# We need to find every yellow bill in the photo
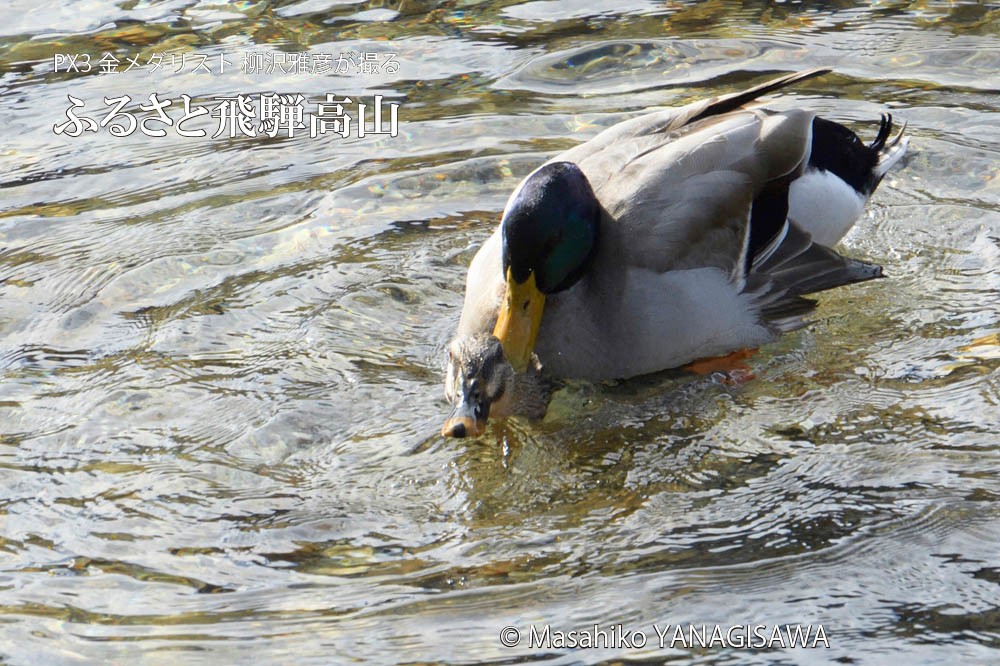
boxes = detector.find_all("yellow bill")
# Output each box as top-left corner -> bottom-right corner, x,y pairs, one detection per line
492,268 -> 545,373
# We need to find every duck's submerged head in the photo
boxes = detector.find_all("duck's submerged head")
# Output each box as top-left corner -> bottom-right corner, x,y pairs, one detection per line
442,333 -> 554,438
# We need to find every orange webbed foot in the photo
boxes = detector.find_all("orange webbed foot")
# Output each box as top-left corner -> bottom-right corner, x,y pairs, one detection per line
683,348 -> 758,385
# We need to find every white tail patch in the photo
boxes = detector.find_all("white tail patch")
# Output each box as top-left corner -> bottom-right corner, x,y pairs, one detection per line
788,168 -> 867,248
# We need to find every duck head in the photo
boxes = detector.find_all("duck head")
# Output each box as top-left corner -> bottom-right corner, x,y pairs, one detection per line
441,162 -> 601,437
492,161 -> 601,372
441,162 -> 597,438
441,333 -> 554,438
442,334 -> 516,438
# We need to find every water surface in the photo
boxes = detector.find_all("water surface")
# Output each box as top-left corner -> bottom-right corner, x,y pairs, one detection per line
2,0 -> 1000,664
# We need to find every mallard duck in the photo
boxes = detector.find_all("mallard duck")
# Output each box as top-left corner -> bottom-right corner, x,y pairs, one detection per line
442,68 -> 908,438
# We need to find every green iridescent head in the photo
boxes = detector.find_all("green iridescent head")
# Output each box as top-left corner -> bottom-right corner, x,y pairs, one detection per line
491,161 -> 602,374
501,161 -> 601,294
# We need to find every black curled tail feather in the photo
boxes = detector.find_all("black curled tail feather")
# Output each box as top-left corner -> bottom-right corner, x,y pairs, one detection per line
869,113 -> 893,152
809,113 -> 908,196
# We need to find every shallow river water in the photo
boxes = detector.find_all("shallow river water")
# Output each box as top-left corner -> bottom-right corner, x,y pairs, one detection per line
2,1 -> 1000,664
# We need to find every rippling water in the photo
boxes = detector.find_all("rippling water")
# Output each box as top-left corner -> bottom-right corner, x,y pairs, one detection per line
2,0 -> 1000,663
